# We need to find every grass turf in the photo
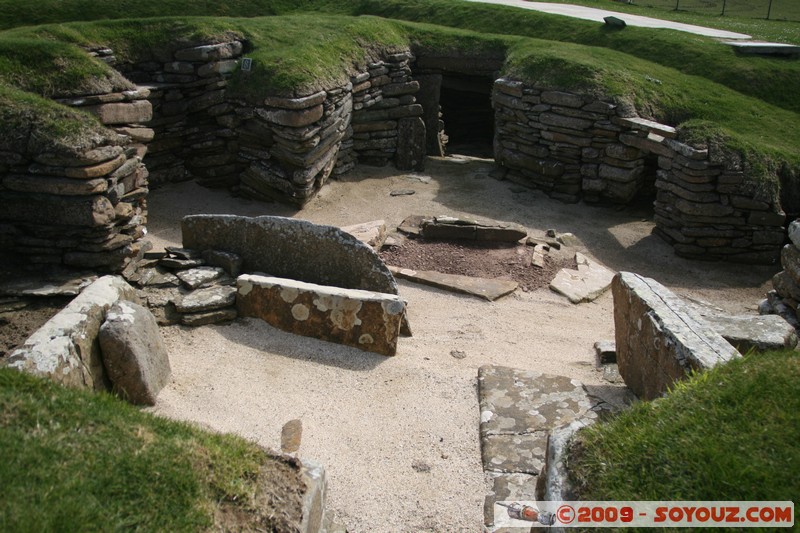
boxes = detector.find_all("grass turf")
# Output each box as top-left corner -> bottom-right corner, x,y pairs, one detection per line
568,349 -> 800,504
0,367 -> 304,531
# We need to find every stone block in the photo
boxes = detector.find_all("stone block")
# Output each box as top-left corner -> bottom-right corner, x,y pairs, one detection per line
84,100 -> 153,125
202,249 -> 243,277
395,117 -> 426,171
258,105 -> 324,128
174,41 -> 243,61
612,272 -> 740,400
5,276 -> 138,390
181,215 -> 398,295
549,252 -> 614,304
0,192 -> 116,226
98,300 -> 171,405
236,274 -> 405,356
540,91 -> 584,108
264,90 -> 327,110
175,285 -> 237,313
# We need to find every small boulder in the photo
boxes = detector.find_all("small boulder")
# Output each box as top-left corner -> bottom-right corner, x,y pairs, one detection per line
98,301 -> 171,405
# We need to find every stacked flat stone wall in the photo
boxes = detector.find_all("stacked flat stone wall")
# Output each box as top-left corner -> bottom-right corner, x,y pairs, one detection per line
0,89 -> 152,271
118,41 -> 245,188
492,77 -> 785,264
350,52 -> 425,171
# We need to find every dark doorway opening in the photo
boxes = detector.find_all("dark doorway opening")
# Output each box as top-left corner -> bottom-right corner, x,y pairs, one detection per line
439,75 -> 495,159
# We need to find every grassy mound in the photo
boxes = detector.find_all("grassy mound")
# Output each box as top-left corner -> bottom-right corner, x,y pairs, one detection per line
569,350 -> 800,502
0,5 -> 797,200
0,368 -> 305,531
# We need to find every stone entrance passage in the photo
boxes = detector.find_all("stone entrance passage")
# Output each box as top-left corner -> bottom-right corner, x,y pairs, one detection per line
440,74 -> 495,158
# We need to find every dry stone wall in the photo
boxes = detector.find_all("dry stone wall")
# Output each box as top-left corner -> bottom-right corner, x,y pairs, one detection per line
492,78 -> 785,264
0,89 -> 151,271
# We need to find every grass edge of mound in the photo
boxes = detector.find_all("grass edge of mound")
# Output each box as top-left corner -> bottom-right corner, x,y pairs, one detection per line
567,349 -> 800,503
0,367 -> 306,531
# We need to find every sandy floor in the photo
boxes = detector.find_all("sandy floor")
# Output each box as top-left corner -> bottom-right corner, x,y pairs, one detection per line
146,156 -> 776,532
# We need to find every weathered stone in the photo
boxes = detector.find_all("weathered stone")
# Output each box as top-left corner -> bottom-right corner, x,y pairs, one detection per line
158,257 -> 205,270
788,220 -> 800,248
420,216 -> 527,242
781,244 -> 800,286
688,300 -> 798,352
613,272 -> 740,400
265,91 -> 326,110
63,153 -> 127,179
549,253 -> 614,304
237,274 -> 405,356
389,266 -> 517,302
616,116 -> 677,138
5,276 -> 138,390
773,270 -> 800,301
114,127 -> 155,143
257,105 -> 324,128
176,266 -> 224,289
0,273 -> 96,297
202,249 -> 243,277
180,308 -> 237,326
395,117 -> 426,171
594,340 -> 616,365
281,419 -> 303,453
197,59 -> 238,78
341,220 -> 387,249
494,78 -> 524,98
175,285 -> 237,313
84,100 -> 153,125
540,91 -> 584,108
0,192 -> 116,226
382,81 -> 419,97
174,41 -> 243,61
133,267 -> 179,288
98,300 -> 170,405
478,365 -> 598,433
182,215 -> 398,295
34,145 -> 124,167
539,112 -> 592,131
482,433 -> 548,474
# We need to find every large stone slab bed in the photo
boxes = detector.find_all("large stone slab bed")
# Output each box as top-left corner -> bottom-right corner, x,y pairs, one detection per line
182,215 -> 398,295
612,272 -> 740,400
237,274 -> 405,356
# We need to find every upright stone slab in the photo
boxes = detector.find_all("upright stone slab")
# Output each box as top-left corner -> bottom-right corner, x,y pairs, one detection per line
5,276 -> 138,390
395,117 -> 426,171
237,274 -> 405,356
612,272 -> 740,400
98,301 -> 171,405
182,215 -> 398,294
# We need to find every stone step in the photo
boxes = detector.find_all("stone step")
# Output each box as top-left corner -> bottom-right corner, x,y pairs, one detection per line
478,365 -> 603,532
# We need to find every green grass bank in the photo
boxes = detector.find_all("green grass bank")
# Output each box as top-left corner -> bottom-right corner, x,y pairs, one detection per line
569,350 -> 800,505
0,367 -> 305,531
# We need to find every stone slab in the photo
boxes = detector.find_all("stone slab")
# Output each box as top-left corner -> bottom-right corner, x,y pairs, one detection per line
237,274 -> 405,356
478,365 -> 598,438
613,272 -> 741,400
340,220 -> 387,250
421,216 -> 528,242
388,266 -> 517,301
5,276 -> 138,390
180,308 -> 237,327
182,215 -> 398,295
687,300 -> 798,353
482,433 -> 548,474
549,252 -> 614,303
0,273 -> 97,297
176,266 -> 224,289
175,285 -> 237,313
98,300 -> 171,405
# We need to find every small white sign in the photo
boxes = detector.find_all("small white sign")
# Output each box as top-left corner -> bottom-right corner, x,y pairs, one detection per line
241,58 -> 253,72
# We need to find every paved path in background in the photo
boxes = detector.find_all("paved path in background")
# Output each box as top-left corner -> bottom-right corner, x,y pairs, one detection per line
464,0 -> 752,39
